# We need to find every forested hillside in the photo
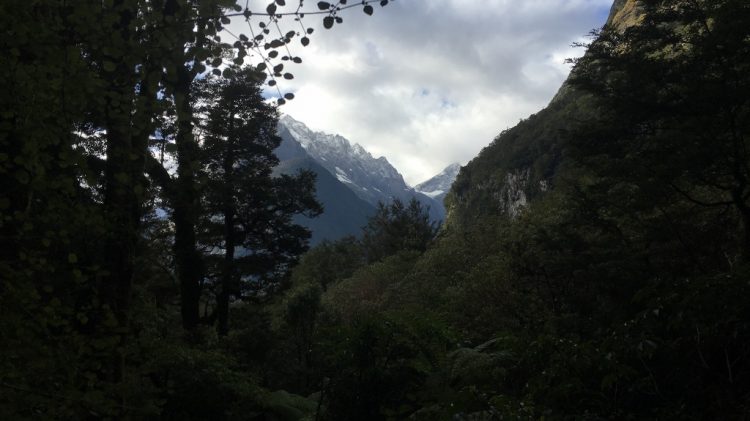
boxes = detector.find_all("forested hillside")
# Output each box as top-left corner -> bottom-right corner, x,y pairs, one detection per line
272,0 -> 750,418
2,0 -> 749,419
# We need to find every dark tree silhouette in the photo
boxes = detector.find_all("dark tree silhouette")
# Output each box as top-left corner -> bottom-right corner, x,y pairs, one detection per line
195,67 -> 321,335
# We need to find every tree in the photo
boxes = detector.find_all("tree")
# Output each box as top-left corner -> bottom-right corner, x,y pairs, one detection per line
361,198 -> 438,263
0,0 -> 391,414
151,0 -> 393,331
569,0 -> 750,260
291,236 -> 365,291
195,67 -> 321,335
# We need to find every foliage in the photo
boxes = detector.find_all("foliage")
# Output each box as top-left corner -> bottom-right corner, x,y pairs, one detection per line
272,1 -> 750,419
317,313 -> 452,421
1,0 -> 388,416
290,236 -> 365,291
4,0 -> 750,419
362,198 -> 438,263
193,67 -> 321,334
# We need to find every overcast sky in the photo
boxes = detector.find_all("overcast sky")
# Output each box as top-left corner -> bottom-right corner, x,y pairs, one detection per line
228,0 -> 613,185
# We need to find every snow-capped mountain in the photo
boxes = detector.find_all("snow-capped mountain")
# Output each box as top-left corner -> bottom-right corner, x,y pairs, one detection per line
277,115 -> 444,223
278,115 -> 410,206
415,163 -> 462,202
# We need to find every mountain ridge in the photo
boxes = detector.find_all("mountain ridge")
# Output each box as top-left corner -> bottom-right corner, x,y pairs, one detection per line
277,115 -> 446,222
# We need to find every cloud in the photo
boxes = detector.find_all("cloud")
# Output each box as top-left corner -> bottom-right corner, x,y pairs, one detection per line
228,0 -> 613,185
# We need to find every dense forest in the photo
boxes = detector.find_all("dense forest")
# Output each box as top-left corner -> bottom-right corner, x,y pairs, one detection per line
1,0 -> 749,419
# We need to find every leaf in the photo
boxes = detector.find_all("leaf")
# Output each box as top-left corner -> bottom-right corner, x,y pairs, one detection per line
283,73 -> 294,80
243,9 -> 252,18
292,57 -> 302,64
268,50 -> 279,58
273,63 -> 284,72
239,34 -> 249,41
222,68 -> 233,78
276,0 -> 286,5
317,2 -> 330,10
363,5 -> 373,15
211,57 -> 223,67
301,37 -> 310,46
277,98 -> 286,105
212,68 -> 222,76
221,16 -> 231,25
335,16 -> 343,23
257,62 -> 267,71
233,4 -> 242,11
284,93 -> 295,100
323,16 -> 334,29
266,3 -> 277,15
286,30 -> 296,38
103,61 -> 116,72
380,0 -> 388,6
268,80 -> 277,86
194,46 -> 210,61
307,28 -> 314,34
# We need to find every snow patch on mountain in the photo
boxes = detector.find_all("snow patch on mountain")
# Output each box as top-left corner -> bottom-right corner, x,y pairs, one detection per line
335,166 -> 354,184
421,190 -> 444,199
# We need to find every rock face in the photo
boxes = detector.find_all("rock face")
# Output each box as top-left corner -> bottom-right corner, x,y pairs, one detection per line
607,0 -> 643,31
445,0 -> 641,226
277,115 -> 445,222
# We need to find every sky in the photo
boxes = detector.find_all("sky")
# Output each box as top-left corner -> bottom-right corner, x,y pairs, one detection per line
227,0 -> 614,185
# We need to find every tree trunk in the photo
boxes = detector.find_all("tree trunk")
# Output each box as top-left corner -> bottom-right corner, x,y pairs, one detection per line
217,206 -> 235,336
218,108 -> 236,336
732,189 -> 750,262
100,2 -> 142,383
173,63 -> 203,331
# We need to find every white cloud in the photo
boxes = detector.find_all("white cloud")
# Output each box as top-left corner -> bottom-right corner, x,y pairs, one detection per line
227,0 -> 613,185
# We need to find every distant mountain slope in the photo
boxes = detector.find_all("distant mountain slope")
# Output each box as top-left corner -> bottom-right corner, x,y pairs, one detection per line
278,115 -> 445,222
275,157 -> 375,245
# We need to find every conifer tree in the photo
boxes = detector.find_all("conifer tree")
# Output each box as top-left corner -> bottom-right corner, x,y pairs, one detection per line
195,67 -> 321,335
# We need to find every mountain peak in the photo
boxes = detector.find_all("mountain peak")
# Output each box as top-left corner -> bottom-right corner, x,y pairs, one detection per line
277,116 -> 413,203
279,115 -> 376,158
415,163 -> 461,201
277,116 -> 446,222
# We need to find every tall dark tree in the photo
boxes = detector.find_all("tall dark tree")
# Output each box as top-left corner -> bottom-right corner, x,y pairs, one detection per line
195,67 -> 321,335
361,198 -> 438,263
